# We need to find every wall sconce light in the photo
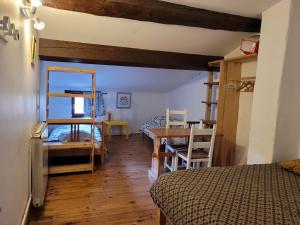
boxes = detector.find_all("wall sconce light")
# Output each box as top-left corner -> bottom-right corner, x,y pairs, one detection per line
0,16 -> 20,43
20,0 -> 45,30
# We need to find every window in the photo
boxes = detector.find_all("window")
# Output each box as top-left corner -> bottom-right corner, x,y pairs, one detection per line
65,90 -> 85,118
74,97 -> 84,115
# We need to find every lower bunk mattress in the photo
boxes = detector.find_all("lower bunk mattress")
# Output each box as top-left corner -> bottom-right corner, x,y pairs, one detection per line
47,125 -> 102,156
150,163 -> 300,225
48,124 -> 102,142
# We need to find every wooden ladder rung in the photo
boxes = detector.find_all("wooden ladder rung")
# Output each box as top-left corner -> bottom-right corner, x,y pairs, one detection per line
48,93 -> 94,98
202,101 -> 218,105
204,81 -> 219,86
47,119 -> 95,124
49,163 -> 93,175
47,142 -> 93,150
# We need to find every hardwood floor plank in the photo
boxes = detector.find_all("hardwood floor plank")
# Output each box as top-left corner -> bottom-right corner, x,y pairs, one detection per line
30,135 -> 158,225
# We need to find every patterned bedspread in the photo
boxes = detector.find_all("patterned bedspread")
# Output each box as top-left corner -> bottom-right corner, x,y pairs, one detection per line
150,164 -> 300,225
48,125 -> 102,142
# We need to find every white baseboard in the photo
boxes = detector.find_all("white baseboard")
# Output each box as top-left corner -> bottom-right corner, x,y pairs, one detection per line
20,195 -> 31,225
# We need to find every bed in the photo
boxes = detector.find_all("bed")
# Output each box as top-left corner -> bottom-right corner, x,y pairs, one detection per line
47,124 -> 103,156
150,163 -> 300,225
140,116 -> 167,143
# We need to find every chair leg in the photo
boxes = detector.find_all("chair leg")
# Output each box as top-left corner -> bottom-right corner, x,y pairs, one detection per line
171,155 -> 175,171
186,159 -> 190,169
174,154 -> 179,171
164,148 -> 168,170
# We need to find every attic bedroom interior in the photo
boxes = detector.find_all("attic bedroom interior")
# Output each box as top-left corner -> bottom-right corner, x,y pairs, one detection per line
0,0 -> 299,225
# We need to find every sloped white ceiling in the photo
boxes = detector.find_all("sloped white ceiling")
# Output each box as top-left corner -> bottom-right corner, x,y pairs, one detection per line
37,7 -> 248,56
42,61 -> 204,92
37,0 -> 280,56
163,0 -> 281,18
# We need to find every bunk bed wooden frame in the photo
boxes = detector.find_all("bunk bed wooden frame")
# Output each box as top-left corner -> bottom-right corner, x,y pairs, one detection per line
46,66 -> 104,174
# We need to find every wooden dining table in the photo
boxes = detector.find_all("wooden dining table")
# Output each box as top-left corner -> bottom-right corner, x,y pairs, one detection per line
148,128 -> 191,179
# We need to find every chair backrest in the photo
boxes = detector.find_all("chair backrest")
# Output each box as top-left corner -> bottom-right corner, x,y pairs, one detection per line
166,108 -> 187,128
187,124 -> 217,166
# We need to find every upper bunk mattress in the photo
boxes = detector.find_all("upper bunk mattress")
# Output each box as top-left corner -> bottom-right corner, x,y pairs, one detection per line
150,164 -> 300,225
48,124 -> 102,142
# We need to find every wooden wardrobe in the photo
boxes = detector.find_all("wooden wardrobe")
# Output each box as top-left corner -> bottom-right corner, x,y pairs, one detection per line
207,54 -> 257,166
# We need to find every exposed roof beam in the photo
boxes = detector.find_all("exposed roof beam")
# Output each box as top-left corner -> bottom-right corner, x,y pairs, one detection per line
42,0 -> 261,32
39,39 -> 223,70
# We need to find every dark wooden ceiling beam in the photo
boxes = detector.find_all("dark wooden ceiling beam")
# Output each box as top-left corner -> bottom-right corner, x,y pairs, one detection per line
39,38 -> 222,70
43,0 -> 261,32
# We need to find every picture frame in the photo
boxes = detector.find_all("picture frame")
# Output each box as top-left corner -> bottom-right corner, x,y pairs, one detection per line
116,92 -> 132,109
31,36 -> 37,66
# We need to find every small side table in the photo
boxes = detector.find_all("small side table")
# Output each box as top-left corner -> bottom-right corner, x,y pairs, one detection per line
103,120 -> 129,141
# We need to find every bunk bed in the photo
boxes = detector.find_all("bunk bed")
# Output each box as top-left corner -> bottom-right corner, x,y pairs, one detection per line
45,66 -> 104,175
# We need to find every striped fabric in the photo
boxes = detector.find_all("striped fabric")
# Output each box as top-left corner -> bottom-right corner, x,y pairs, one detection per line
150,164 -> 300,225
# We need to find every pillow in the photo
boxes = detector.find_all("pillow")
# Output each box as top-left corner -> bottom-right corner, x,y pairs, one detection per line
279,159 -> 300,174
151,116 -> 160,125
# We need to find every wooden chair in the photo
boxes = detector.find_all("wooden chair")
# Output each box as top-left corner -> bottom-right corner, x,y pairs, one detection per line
174,124 -> 216,170
164,108 -> 188,172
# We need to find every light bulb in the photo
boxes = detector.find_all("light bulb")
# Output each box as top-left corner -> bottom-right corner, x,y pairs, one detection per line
30,0 -> 42,7
34,19 -> 45,30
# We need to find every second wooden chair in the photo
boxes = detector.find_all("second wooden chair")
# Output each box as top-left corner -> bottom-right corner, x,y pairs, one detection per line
174,124 -> 216,170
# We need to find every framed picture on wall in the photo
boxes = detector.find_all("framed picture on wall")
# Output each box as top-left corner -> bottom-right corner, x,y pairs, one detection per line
31,36 -> 37,66
116,92 -> 132,109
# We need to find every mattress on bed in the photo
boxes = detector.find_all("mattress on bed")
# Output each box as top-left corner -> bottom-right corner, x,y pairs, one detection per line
48,125 -> 102,142
150,164 -> 300,225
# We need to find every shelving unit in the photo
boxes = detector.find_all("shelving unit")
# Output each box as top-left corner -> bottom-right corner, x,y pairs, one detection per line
202,70 -> 218,127
46,66 -> 99,175
208,53 -> 258,166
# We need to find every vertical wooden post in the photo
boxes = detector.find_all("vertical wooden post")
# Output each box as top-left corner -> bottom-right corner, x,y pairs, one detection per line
159,210 -> 167,225
91,72 -> 96,173
205,71 -> 214,121
46,68 -> 50,120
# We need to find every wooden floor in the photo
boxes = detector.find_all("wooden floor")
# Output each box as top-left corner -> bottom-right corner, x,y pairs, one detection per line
30,134 -> 159,225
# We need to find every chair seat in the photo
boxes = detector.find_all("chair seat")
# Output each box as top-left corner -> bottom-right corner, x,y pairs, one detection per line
177,150 -> 208,159
166,144 -> 188,153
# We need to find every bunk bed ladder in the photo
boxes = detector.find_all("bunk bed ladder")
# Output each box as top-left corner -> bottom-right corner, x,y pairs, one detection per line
46,66 -> 98,175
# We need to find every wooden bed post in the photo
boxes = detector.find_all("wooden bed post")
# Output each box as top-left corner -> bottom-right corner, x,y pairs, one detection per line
159,210 -> 167,225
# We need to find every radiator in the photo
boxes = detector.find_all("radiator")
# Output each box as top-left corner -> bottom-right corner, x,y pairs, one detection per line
31,123 -> 48,207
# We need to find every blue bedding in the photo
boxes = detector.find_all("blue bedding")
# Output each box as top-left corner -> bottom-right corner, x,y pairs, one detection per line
48,125 -> 102,142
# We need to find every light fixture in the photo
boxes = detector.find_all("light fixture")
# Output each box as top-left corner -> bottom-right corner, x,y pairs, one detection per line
34,18 -> 45,30
30,0 -> 43,8
0,16 -> 19,42
20,0 -> 45,30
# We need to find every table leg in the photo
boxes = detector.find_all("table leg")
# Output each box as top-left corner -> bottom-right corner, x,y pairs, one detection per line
119,125 -> 122,135
107,125 -> 111,142
148,137 -> 162,180
125,125 -> 129,140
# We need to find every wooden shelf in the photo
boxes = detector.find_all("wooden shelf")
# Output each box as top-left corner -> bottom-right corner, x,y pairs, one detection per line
48,93 -> 94,98
47,119 -> 95,124
202,101 -> 218,105
49,163 -> 93,175
208,53 -> 258,67
202,120 -> 216,125
47,66 -> 96,74
204,81 -> 219,86
47,142 -> 93,150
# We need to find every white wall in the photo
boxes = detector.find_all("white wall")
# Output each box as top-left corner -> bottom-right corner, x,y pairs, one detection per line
104,91 -> 167,133
39,61 -> 206,134
166,73 -> 208,121
273,0 -> 300,161
43,87 -> 167,133
0,1 -> 39,224
248,0 -> 300,164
